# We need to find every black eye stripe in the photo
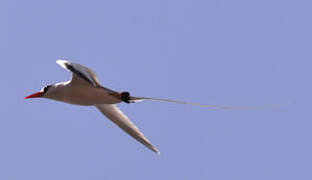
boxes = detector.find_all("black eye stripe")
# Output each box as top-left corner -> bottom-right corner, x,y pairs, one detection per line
44,85 -> 52,92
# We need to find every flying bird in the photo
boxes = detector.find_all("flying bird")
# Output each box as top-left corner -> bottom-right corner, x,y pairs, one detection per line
25,60 -> 234,154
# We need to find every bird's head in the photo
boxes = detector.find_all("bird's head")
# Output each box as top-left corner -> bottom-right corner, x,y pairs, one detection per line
24,84 -> 54,99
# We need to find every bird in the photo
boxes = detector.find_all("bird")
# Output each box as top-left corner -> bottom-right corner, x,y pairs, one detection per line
25,60 -> 239,154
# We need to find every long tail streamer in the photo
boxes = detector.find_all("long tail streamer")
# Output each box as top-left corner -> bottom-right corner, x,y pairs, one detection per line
130,96 -> 286,110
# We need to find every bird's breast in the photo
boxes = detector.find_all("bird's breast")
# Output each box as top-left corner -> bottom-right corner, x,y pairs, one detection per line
51,85 -> 122,106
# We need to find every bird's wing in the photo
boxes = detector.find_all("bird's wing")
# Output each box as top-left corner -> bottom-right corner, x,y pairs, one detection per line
56,60 -> 101,87
96,104 -> 160,154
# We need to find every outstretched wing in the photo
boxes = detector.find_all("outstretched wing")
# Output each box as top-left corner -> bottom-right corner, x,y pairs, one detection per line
56,60 -> 101,87
96,104 -> 160,154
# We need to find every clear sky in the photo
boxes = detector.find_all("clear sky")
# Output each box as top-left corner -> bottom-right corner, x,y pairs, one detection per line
1,0 -> 311,179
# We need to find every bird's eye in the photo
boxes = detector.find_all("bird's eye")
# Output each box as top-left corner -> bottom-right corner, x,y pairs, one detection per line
43,85 -> 52,92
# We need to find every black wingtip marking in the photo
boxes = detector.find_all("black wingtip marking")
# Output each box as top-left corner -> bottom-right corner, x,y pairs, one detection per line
65,63 -> 94,86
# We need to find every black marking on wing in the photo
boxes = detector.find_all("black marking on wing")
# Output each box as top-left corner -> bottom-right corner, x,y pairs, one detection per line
65,63 -> 95,86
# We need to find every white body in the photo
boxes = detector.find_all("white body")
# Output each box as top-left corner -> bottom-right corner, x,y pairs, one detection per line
46,82 -> 122,105
27,60 -> 160,154
26,60 -> 235,154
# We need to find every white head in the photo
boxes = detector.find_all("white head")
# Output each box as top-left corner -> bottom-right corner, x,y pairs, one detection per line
24,84 -> 56,99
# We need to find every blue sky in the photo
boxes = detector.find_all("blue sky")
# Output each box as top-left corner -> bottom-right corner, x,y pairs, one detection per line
1,0 -> 311,179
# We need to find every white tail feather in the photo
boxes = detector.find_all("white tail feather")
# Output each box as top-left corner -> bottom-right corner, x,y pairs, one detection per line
130,96 -> 286,110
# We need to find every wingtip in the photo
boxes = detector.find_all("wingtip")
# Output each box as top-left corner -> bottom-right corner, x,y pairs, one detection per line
151,147 -> 160,155
56,59 -> 70,69
56,59 -> 68,65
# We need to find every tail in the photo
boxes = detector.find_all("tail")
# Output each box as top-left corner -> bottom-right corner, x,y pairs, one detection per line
129,96 -> 287,110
